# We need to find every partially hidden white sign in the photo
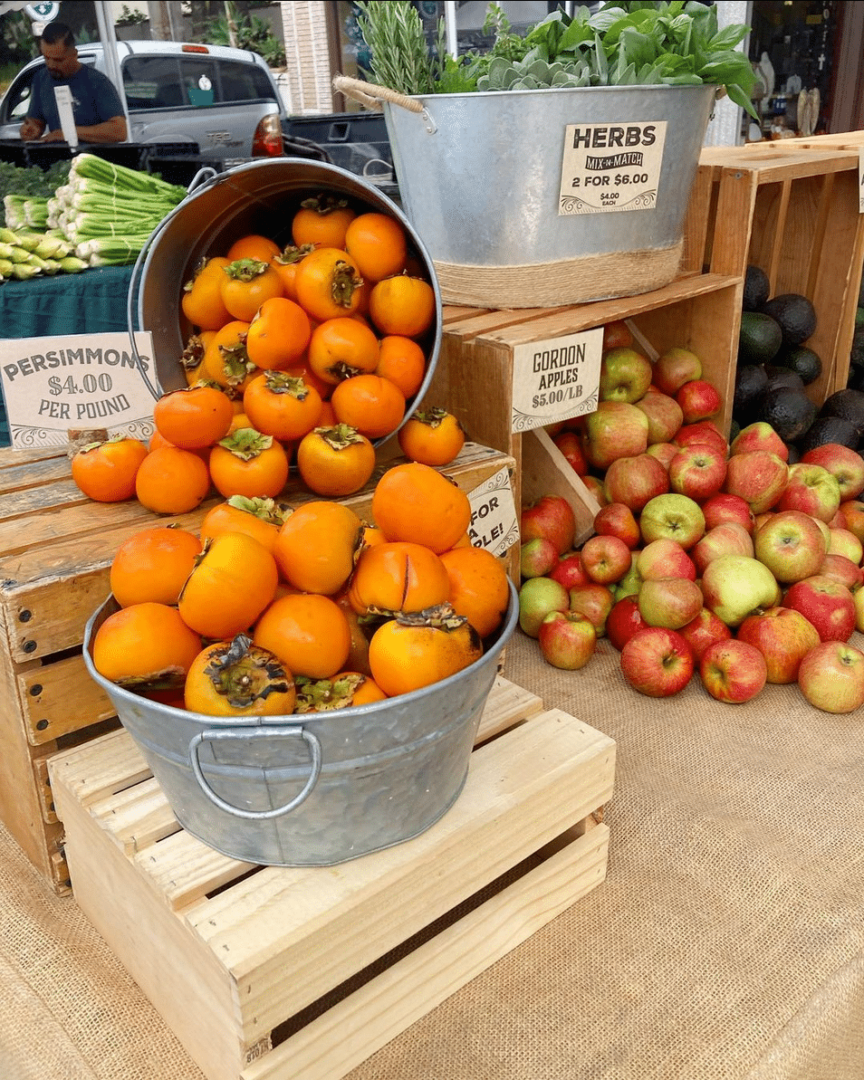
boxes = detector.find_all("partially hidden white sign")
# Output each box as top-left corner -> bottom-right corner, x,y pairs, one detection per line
0,332 -> 157,450
467,467 -> 519,558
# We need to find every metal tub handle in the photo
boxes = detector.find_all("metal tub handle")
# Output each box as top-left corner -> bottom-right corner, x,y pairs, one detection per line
188,726 -> 322,820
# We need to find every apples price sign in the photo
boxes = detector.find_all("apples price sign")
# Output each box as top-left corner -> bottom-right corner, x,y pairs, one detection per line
559,121 -> 667,215
467,467 -> 519,558
511,327 -> 603,433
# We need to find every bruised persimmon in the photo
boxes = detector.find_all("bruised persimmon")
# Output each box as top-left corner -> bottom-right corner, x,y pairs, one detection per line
200,495 -> 290,554
295,423 -> 376,497
273,500 -> 363,595
253,592 -> 351,679
110,526 -> 202,608
368,274 -> 435,338
293,247 -> 365,322
348,541 -> 451,617
293,670 -> 386,712
178,532 -> 279,639
439,546 -> 511,638
397,407 -> 466,467
372,462 -> 472,554
344,212 -> 408,283
208,429 -> 290,499
135,446 -> 211,515
153,385 -> 234,450
368,604 -> 482,698
291,196 -> 356,250
71,436 -> 148,503
330,373 -> 405,440
92,602 -> 202,689
184,634 -> 296,717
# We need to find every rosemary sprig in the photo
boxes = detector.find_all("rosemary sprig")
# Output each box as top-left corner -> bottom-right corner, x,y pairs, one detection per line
355,0 -> 441,96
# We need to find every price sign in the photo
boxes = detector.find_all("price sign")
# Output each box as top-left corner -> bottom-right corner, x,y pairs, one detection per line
559,121 -> 667,215
467,468 -> 518,558
511,327 -> 603,433
0,332 -> 157,450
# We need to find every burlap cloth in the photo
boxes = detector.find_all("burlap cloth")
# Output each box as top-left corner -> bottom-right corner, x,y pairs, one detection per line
3,628 -> 864,1080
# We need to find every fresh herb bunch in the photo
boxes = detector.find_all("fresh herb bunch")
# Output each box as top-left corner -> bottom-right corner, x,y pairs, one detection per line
356,0 -> 757,117
0,160 -> 71,204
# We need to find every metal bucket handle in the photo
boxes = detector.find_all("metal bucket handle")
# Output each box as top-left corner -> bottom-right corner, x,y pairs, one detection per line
333,75 -> 437,134
188,725 -> 323,821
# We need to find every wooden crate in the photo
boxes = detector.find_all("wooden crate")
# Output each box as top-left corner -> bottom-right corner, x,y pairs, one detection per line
687,141 -> 864,403
48,676 -> 615,1080
0,440 -> 515,894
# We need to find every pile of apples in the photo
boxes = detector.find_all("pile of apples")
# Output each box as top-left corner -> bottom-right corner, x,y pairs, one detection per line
518,323 -> 864,715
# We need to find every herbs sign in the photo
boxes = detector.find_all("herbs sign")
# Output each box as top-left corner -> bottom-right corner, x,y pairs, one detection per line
0,333 -> 157,450
511,327 -> 603,432
560,122 -> 667,214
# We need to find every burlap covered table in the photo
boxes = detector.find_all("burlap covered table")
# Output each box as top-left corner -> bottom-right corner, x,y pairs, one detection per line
2,627 -> 864,1080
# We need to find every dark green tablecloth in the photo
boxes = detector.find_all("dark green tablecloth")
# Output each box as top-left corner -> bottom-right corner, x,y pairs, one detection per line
0,265 -> 136,445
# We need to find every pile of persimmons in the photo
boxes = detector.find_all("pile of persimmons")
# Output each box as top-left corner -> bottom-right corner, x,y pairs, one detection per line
92,461 -> 512,717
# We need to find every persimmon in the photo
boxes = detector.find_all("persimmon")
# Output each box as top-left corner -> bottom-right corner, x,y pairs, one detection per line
242,371 -> 323,442
199,495 -> 290,554
398,407 -> 466,467
281,360 -> 332,401
152,385 -> 234,449
135,446 -> 211,514
372,462 -> 472,554
307,316 -> 380,385
178,532 -> 279,639
184,634 -> 296,717
368,274 -> 435,338
348,541 -> 451,617
273,500 -> 363,595
92,602 -> 202,688
202,319 -> 256,390
293,247 -> 365,322
344,212 -> 408,283
291,195 -> 356,250
208,428 -> 290,499
70,436 -> 148,502
179,332 -> 209,385
220,258 -> 285,322
440,546 -> 511,638
270,244 -> 314,300
181,256 -> 231,330
375,335 -> 426,399
253,592 -> 351,679
317,399 -> 337,426
330,373 -> 405,440
246,296 -> 311,370
110,526 -> 202,608
226,234 -> 281,263
147,427 -> 211,463
295,423 -> 376,497
368,604 -> 482,697
335,593 -> 373,676
293,670 -> 386,712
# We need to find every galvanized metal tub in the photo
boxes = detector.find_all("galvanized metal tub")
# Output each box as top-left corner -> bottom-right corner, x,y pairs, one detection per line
83,582 -> 518,867
379,83 -> 717,308
131,158 -> 441,444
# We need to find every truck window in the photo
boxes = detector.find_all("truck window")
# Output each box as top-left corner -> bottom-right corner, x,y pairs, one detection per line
123,57 -> 185,109
208,60 -> 279,105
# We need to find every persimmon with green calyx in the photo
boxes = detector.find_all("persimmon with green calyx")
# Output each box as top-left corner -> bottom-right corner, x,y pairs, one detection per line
208,427 -> 289,499
200,494 -> 292,554
293,671 -> 387,713
296,422 -> 376,497
184,634 -> 296,717
220,258 -> 285,322
397,406 -> 466,467
70,435 -> 148,502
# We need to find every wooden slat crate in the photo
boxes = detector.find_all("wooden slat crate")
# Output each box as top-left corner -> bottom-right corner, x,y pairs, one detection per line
0,440 -> 515,894
48,675 -> 615,1080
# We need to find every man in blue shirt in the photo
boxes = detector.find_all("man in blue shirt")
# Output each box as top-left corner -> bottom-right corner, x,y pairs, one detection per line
19,22 -> 127,144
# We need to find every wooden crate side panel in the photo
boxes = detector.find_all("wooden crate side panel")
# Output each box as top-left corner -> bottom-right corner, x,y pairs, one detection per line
520,428 -> 599,547
17,652 -> 116,746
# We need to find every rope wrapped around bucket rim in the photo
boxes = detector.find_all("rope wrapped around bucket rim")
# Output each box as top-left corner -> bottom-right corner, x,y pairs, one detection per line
333,75 -> 425,114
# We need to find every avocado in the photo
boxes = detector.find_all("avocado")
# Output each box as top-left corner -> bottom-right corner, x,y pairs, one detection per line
819,388 -> 864,437
739,311 -> 783,366
765,367 -> 805,395
797,416 -> 860,453
850,325 -> 864,369
733,364 -> 768,424
758,387 -> 817,442
776,345 -> 822,386
743,265 -> 770,312
785,442 -> 800,465
847,365 -> 864,393
761,293 -> 817,346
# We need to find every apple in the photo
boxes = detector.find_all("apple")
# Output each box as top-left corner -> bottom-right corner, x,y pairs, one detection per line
603,453 -> 669,512
801,443 -> 864,501
700,553 -> 782,627
828,508 -> 847,530
678,606 -> 732,661
673,420 -> 728,455
613,560 -> 643,601
645,441 -> 680,470
602,319 -> 633,350
568,583 -> 615,637
692,522 -> 755,576
606,595 -> 650,651
775,462 -> 841,523
699,639 -> 767,703
737,606 -> 821,684
637,576 -> 704,629
730,421 -> 789,461
553,430 -> 589,476
668,443 -> 728,501
637,537 -> 697,581
723,450 -> 788,514
581,534 -> 632,585
620,626 -> 695,697
753,509 -> 827,583
676,379 -> 721,424
581,474 -> 608,507
520,537 -> 559,579
827,527 -> 864,565
840,499 -> 864,545
518,576 -> 570,637
854,586 -> 864,632
633,390 -> 684,444
797,640 -> 864,713
549,552 -> 589,590
652,347 -> 702,396
782,575 -> 856,642
819,553 -> 863,592
537,610 -> 597,671
639,493 -> 706,549
701,493 -> 756,534
599,347 -> 654,403
593,502 -> 641,549
582,401 -> 650,469
521,495 -> 576,555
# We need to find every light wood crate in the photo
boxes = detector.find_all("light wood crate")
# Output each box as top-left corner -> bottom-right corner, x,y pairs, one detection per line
0,440 -> 515,894
48,676 -> 615,1080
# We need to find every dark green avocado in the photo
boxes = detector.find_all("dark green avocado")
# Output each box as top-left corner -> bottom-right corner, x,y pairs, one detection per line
743,265 -> 770,312
733,364 -> 768,425
739,311 -> 783,366
761,293 -> 817,346
758,387 -> 817,442
797,416 -> 860,453
776,345 -> 822,386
